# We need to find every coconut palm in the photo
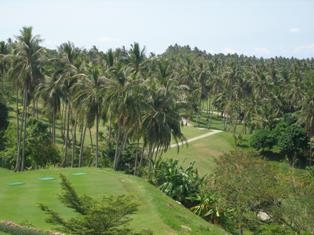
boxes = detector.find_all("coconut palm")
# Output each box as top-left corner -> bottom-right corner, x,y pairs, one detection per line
73,63 -> 106,167
13,26 -> 44,171
105,66 -> 145,170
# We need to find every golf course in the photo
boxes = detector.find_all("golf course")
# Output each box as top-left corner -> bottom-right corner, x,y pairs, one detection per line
1,2 -> 314,233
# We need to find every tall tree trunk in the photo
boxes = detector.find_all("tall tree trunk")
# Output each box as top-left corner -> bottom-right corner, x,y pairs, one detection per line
71,117 -> 77,167
52,109 -> 56,144
95,110 -> 99,168
36,99 -> 39,119
89,127 -> 94,150
61,103 -> 66,143
78,123 -> 87,167
63,103 -> 70,167
15,88 -> 21,171
108,113 -> 112,146
21,87 -> 28,171
133,139 -> 140,175
138,145 -> 145,174
113,127 -> 122,170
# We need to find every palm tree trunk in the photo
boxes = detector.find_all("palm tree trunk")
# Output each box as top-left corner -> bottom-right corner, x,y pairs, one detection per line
138,145 -> 145,173
108,113 -> 112,146
89,127 -> 93,150
95,110 -> 99,168
79,123 -> 87,167
21,87 -> 28,171
134,139 -> 140,175
61,103 -> 66,143
63,103 -> 70,167
52,109 -> 56,144
15,88 -> 21,171
113,127 -> 122,170
71,118 -> 77,167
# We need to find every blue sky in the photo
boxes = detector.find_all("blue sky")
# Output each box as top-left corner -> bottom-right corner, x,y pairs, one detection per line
1,0 -> 314,58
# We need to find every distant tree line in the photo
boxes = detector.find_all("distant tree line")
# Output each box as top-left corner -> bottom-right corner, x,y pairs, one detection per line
0,27 -> 314,171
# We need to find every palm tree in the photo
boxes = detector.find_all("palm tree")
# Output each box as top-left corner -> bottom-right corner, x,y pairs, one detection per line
36,74 -> 62,144
128,42 -> 146,74
73,63 -> 106,167
105,66 -> 144,170
14,26 -> 44,171
57,42 -> 80,167
142,82 -> 185,165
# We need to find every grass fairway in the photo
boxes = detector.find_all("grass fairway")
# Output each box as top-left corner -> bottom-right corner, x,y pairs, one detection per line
0,167 -> 227,235
164,132 -> 235,175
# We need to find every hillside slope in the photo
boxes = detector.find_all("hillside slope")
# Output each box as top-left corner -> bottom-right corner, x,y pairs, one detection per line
0,167 -> 227,235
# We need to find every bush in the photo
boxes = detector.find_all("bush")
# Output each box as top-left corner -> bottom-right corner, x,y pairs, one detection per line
0,101 -> 8,151
0,102 -> 8,132
250,129 -> 276,151
210,151 -> 314,234
277,124 -> 309,164
150,158 -> 204,207
0,119 -> 61,170
256,223 -> 295,235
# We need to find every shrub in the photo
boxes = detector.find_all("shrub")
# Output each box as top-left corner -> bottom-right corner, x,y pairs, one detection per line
0,101 -> 8,151
0,101 -> 8,132
0,119 -> 61,169
277,124 -> 309,164
210,151 -> 314,234
150,158 -> 204,207
250,129 -> 276,151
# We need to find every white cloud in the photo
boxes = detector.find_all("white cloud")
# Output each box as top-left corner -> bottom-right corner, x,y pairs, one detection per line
254,47 -> 270,55
289,27 -> 301,33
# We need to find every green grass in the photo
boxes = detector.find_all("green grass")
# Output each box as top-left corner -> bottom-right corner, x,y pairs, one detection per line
164,132 -> 235,175
0,167 -> 227,235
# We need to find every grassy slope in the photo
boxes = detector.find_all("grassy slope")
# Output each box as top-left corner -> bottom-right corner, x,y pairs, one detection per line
0,167 -> 227,235
164,132 -> 235,175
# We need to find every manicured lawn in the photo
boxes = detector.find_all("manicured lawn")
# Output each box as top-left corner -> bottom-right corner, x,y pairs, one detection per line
164,132 -> 235,175
0,167 -> 227,235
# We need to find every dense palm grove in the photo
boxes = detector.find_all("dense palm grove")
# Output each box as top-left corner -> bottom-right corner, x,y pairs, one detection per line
1,27 -> 314,235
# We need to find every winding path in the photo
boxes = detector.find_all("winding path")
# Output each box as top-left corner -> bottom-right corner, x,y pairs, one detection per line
169,129 -> 222,148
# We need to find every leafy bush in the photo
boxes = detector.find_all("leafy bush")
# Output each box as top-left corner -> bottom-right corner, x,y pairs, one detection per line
256,223 -> 295,235
150,158 -> 204,207
277,124 -> 309,164
0,101 -> 8,151
250,129 -> 276,151
0,119 -> 61,169
0,102 -> 8,132
40,174 -> 151,235
209,151 -> 314,234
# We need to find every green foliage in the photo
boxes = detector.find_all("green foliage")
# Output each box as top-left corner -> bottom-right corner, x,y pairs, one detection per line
277,124 -> 309,162
26,119 -> 60,168
40,174 -> 150,235
0,101 -> 8,151
0,119 -> 60,169
255,223 -> 295,235
0,123 -> 18,168
210,150 -> 314,234
150,158 -> 204,206
250,129 -> 276,151
0,102 -> 8,132
189,191 -> 232,226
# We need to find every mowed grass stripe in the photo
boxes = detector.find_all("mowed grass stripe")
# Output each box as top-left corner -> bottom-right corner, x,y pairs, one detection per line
0,167 -> 227,234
